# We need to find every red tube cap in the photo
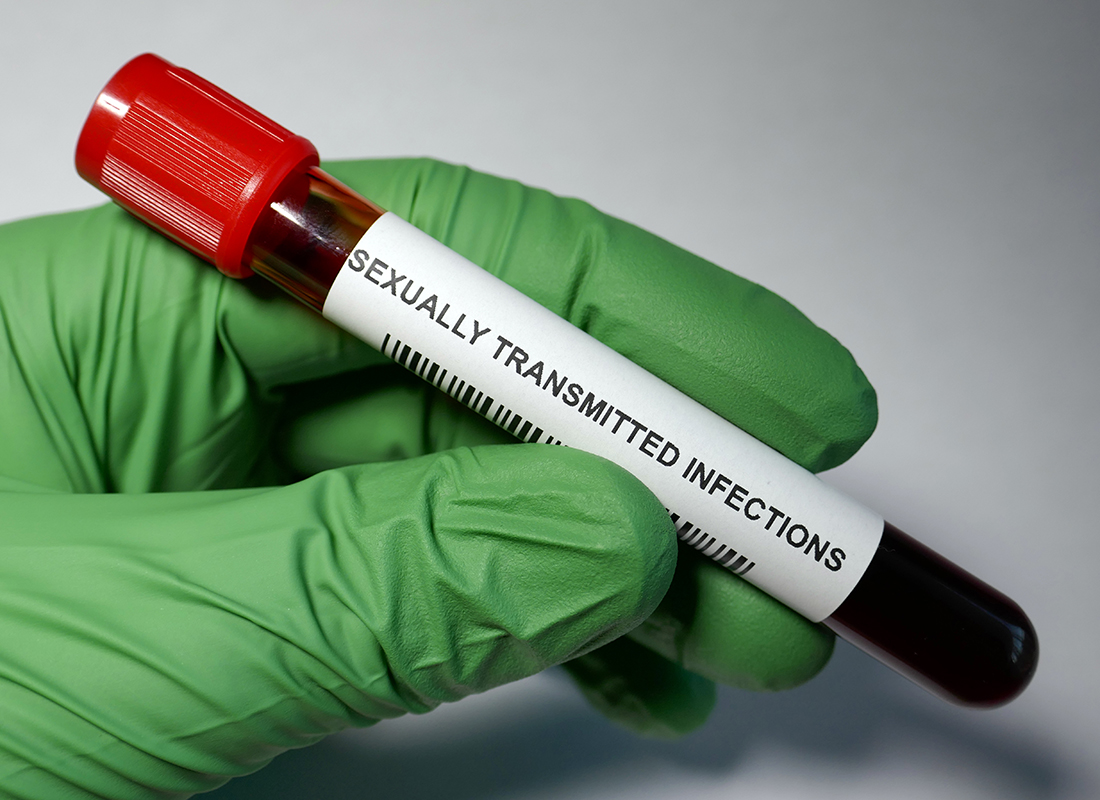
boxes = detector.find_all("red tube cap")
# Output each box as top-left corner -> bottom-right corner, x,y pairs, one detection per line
76,53 -> 319,278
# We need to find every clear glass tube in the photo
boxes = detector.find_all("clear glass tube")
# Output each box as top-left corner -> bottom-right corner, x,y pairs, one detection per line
243,164 -> 1038,708
246,166 -> 384,311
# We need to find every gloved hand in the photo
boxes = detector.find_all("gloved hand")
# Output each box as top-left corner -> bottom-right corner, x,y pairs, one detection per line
0,158 -> 876,798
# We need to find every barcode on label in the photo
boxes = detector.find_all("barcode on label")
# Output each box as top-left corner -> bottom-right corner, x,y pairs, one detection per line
381,333 -> 564,445
669,511 -> 756,576
380,333 -> 754,579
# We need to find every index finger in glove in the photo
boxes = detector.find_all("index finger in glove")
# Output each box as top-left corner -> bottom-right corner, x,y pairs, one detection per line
318,158 -> 877,473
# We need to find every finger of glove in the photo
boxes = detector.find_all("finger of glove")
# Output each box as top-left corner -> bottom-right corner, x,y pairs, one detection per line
628,548 -> 835,693
560,546 -> 833,736
562,636 -> 716,738
275,366 -> 514,477
321,158 -> 877,473
0,445 -> 674,798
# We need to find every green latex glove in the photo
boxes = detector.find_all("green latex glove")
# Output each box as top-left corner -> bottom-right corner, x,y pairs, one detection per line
0,158 -> 876,798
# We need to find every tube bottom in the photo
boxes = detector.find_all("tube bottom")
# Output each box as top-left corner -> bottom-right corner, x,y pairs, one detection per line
825,522 -> 1038,707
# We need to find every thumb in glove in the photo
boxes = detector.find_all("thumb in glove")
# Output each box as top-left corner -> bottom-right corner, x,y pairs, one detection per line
0,446 -> 674,798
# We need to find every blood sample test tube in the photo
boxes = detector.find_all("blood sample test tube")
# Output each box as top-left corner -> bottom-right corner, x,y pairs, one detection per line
75,54 -> 1037,707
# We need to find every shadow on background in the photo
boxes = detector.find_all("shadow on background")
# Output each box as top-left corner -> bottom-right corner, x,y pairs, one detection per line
204,644 -> 1073,799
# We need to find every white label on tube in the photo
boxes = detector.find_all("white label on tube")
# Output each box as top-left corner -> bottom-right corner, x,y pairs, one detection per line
323,212 -> 883,621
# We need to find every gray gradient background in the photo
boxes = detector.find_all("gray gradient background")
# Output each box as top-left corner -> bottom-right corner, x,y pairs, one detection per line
2,2 -> 1097,798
